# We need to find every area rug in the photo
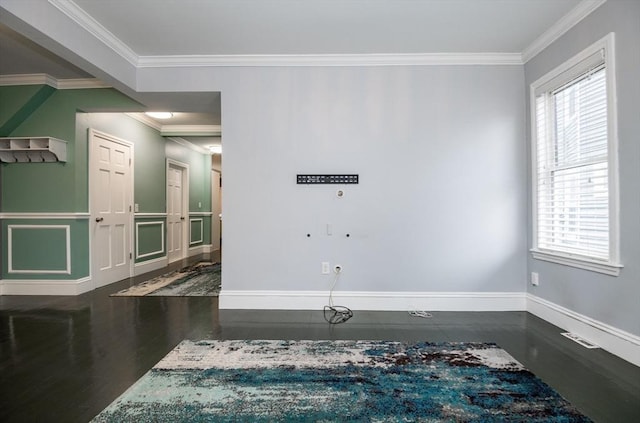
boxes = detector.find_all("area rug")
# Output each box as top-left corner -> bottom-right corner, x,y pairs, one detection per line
91,340 -> 591,422
111,262 -> 221,297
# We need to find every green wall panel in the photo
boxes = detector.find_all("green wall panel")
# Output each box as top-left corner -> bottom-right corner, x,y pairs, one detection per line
1,219 -> 90,280
10,225 -> 68,272
135,219 -> 166,262
190,218 -> 203,245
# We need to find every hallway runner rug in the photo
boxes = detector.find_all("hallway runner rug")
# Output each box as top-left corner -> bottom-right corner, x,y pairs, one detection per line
111,262 -> 221,297
91,340 -> 591,422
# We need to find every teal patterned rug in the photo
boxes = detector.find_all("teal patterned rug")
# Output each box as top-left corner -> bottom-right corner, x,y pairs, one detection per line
111,263 -> 221,297
92,340 -> 590,422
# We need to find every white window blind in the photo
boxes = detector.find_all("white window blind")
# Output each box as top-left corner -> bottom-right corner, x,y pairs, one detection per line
535,64 -> 610,260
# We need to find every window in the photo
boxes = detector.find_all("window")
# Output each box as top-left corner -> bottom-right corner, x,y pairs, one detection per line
531,33 -> 621,276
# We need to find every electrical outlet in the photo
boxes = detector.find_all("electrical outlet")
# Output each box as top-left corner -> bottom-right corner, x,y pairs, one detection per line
333,264 -> 343,274
321,262 -> 330,274
531,272 -> 539,286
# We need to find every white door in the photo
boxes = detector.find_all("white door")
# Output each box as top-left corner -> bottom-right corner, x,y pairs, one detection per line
90,130 -> 133,288
167,162 -> 187,263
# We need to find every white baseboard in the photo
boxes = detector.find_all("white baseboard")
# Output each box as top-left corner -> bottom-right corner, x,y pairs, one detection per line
189,244 -> 213,254
527,293 -> 640,367
134,256 -> 168,276
218,290 -> 527,311
0,277 -> 93,295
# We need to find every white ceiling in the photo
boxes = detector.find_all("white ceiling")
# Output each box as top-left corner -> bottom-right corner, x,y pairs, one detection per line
72,0 -> 581,56
0,0 -> 603,139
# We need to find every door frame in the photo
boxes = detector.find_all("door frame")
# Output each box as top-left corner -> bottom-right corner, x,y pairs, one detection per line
211,169 -> 222,263
166,159 -> 189,263
88,128 -> 134,289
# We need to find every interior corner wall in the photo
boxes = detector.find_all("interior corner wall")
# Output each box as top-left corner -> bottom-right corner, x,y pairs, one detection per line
524,0 -> 640,338
218,65 -> 527,296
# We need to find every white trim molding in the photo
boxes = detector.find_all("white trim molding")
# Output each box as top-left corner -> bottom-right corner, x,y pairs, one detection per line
219,291 -> 526,312
134,255 -> 168,276
189,218 -> 203,245
161,125 -> 221,137
188,244 -> 214,255
48,0 -> 138,66
135,221 -> 165,259
0,212 -> 90,219
134,212 -> 168,218
125,114 -> 222,139
522,0 -> 608,63
527,294 -> 640,367
0,73 -> 109,89
166,137 -> 210,155
0,277 -> 92,296
531,249 -> 622,276
8,225 -> 71,274
138,52 -> 523,68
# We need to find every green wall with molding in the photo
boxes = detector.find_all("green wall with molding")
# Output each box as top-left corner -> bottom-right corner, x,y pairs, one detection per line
0,86 -> 213,284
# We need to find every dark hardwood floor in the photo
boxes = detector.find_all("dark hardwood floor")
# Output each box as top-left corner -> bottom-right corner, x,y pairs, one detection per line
1,273 -> 639,422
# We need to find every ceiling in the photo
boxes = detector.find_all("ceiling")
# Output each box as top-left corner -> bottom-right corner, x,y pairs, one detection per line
71,0 -> 582,56
1,0 -> 599,148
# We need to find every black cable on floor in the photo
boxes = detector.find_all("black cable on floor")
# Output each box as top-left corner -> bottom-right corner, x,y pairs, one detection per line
323,305 -> 353,324
324,269 -> 353,324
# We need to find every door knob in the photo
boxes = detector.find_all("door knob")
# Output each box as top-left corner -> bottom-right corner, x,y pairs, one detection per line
96,217 -> 104,222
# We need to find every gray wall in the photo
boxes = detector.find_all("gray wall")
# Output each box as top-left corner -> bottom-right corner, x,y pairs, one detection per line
525,0 -> 640,336
217,65 -> 527,293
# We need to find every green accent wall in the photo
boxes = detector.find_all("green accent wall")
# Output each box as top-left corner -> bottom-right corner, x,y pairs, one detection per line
1,219 -> 89,280
0,85 -> 214,285
1,87 -> 142,212
0,85 -> 55,135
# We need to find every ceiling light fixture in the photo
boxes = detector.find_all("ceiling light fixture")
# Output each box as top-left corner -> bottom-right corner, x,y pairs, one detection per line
145,111 -> 174,119
208,145 -> 222,155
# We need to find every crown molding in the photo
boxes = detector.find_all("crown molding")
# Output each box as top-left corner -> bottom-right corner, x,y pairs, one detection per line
39,0 -> 603,71
161,125 -> 222,136
138,52 -> 524,68
522,0 -> 607,63
126,114 -> 222,138
55,78 -> 111,89
0,73 -> 109,89
48,0 -> 138,66
166,137 -> 210,155
125,113 -> 162,130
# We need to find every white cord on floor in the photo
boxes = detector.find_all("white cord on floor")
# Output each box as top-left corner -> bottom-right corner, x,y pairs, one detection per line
409,310 -> 433,318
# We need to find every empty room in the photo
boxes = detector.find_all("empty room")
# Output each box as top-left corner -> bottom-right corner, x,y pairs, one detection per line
1,0 -> 639,422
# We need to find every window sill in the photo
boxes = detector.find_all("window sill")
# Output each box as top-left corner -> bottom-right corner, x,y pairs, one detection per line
530,249 -> 623,276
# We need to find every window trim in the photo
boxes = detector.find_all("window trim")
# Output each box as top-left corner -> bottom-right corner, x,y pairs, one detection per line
530,32 -> 622,276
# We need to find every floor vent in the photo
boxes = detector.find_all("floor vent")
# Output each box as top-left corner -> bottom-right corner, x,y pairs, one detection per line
561,332 -> 599,349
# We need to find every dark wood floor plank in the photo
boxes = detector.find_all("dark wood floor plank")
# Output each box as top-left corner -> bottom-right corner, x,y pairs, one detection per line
1,279 -> 639,423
